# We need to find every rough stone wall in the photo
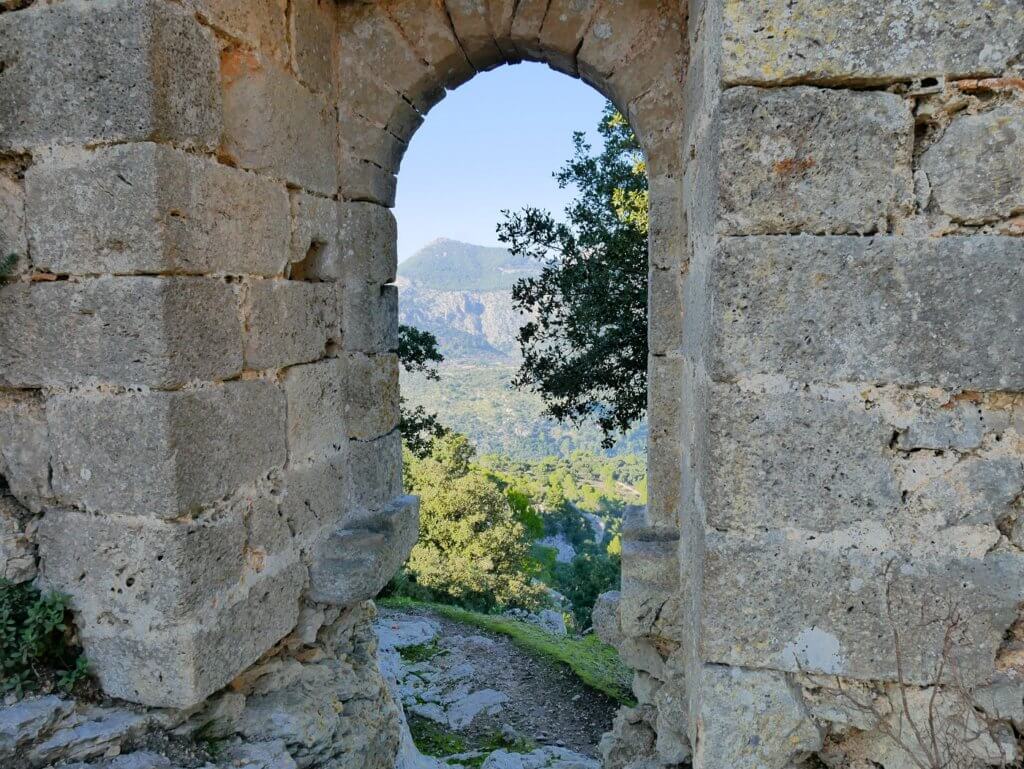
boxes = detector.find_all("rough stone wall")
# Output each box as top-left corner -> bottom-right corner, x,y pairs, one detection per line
2,1 -> 1023,769
667,0 -> 1024,767
0,1 -> 415,760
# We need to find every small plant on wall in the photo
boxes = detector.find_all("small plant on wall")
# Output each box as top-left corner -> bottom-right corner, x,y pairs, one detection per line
0,253 -> 17,277
0,579 -> 91,697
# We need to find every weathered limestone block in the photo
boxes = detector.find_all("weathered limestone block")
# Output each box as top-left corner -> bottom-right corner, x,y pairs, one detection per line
307,496 -> 419,605
538,0 -> 601,74
647,355 -> 685,533
710,236 -> 1024,389
338,152 -> 399,207
38,508 -> 246,622
381,0 -> 475,90
444,0 -> 505,70
721,0 -> 1024,86
0,392 -> 51,512
0,495 -> 36,583
620,517 -> 682,643
244,495 -> 294,563
81,560 -> 305,708
718,87 -> 913,235
486,0 -> 519,61
243,280 -> 338,370
339,202 -> 399,285
921,104 -> 1024,225
701,530 -> 1024,686
290,0 -> 336,94
341,282 -> 399,353
283,359 -> 345,465
578,0 -> 682,98
339,110 -> 407,175
507,0 -> 551,62
0,0 -> 221,151
49,383 -> 286,518
341,353 -> 400,440
26,144 -> 290,277
182,0 -> 288,61
281,452 -> 346,544
346,432 -> 403,512
693,664 -> 821,769
0,278 -> 243,388
911,454 -> 1024,526
336,63 -> 422,145
648,268 -> 683,355
220,49 -> 337,195
0,174 -> 26,273
337,3 -> 446,113
290,192 -> 340,279
707,386 -> 900,532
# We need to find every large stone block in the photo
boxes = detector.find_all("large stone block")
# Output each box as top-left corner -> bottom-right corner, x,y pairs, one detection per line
38,508 -> 246,622
578,0 -> 681,90
538,0 -> 601,74
0,392 -> 51,513
183,0 -> 288,60
381,0 -> 475,89
0,278 -> 242,388
307,496 -> 418,605
701,530 -> 1024,686
290,192 -> 340,279
80,559 -> 305,709
337,3 -> 445,112
48,383 -> 286,518
340,282 -> 398,353
693,664 -> 821,769
0,0 -> 221,151
346,432 -> 403,512
290,0 -> 336,93
706,386 -> 900,532
338,202 -> 398,285
220,49 -> 337,195
243,280 -> 338,370
921,104 -> 1024,225
718,87 -> 913,235
26,144 -> 290,277
709,236 -> 1024,389
338,110 -> 407,174
444,0 -> 505,70
280,452 -> 347,544
721,0 -> 1024,86
341,353 -> 400,440
283,360 -> 345,464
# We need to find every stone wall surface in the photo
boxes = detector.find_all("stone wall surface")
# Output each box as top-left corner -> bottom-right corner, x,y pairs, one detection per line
0,0 -> 1022,768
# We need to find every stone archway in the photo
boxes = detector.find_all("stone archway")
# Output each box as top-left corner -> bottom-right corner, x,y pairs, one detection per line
1,1 -> 1023,767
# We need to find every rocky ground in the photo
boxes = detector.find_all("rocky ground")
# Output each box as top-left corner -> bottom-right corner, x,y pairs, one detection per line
377,606 -> 619,769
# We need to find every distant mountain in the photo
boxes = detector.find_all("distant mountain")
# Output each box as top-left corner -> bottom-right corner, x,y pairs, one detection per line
398,239 -> 540,362
399,238 -> 540,291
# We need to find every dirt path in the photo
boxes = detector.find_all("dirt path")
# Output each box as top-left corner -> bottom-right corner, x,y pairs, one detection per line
377,606 -> 620,761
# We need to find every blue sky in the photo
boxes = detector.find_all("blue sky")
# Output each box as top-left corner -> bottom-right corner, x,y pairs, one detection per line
393,62 -> 608,261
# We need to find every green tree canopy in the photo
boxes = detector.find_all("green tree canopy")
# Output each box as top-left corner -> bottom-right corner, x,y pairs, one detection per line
401,434 -> 546,612
499,105 -> 648,448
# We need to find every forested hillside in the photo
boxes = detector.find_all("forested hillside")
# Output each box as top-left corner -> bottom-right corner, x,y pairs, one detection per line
398,239 -> 648,457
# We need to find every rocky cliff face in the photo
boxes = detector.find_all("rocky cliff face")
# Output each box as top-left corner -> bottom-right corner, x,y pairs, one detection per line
397,278 -> 526,362
397,239 -> 538,362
